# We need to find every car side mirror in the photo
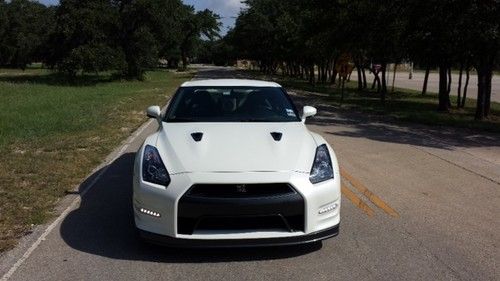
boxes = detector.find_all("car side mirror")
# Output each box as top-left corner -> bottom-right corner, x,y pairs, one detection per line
302,106 -> 317,122
146,105 -> 162,123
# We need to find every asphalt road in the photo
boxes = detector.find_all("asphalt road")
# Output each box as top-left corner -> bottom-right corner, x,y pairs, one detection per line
1,66 -> 499,281
350,70 -> 500,103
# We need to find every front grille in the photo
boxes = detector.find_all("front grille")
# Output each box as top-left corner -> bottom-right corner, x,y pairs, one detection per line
195,215 -> 289,232
177,183 -> 305,235
186,183 -> 295,198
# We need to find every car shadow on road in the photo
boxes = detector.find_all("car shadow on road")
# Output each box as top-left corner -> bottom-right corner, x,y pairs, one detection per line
60,153 -> 322,263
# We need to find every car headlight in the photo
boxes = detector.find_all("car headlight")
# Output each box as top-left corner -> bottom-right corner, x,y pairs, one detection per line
309,144 -> 334,184
142,145 -> 171,186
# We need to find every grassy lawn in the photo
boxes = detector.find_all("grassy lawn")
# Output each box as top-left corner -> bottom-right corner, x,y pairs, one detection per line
0,68 -> 193,252
246,71 -> 500,133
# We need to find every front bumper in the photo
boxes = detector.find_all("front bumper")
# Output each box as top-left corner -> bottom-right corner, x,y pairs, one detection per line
133,163 -> 341,245
138,224 -> 339,248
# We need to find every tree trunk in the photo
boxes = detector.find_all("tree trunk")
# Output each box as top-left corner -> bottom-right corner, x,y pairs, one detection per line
476,68 -> 487,120
409,62 -> 413,79
438,64 -> 450,112
391,63 -> 397,93
317,64 -> 322,82
327,60 -> 333,82
371,68 -> 381,92
356,63 -> 363,90
325,60 -> 331,83
322,64 -> 327,83
181,49 -> 188,71
446,67 -> 452,107
422,66 -> 430,95
309,65 -> 315,85
475,58 -> 494,119
372,75 -> 381,92
447,67 -> 452,94
362,66 -> 367,89
330,57 -> 338,84
340,77 -> 346,104
457,62 -> 464,108
485,69 -> 492,117
380,62 -> 387,103
331,67 -> 338,84
323,62 -> 328,83
461,67 -> 470,108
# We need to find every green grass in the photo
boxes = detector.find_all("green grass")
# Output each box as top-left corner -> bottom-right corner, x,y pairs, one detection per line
246,71 -> 500,133
0,68 -> 193,252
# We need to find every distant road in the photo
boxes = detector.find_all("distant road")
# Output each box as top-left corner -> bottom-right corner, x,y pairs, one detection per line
351,71 -> 500,103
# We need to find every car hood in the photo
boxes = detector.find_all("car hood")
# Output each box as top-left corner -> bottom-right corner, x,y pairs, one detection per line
155,122 -> 318,174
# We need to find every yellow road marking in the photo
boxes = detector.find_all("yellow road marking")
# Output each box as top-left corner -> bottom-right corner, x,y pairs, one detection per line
341,167 -> 400,218
341,184 -> 375,217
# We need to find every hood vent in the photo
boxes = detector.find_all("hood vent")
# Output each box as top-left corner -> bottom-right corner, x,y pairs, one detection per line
270,132 -> 283,141
191,132 -> 203,142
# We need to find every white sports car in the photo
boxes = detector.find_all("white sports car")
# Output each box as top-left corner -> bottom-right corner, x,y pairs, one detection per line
133,79 -> 340,247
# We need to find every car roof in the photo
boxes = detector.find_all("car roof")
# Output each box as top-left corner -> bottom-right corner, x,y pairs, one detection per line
180,79 -> 282,88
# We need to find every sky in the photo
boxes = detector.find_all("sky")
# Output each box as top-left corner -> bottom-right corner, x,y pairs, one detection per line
37,0 -> 245,34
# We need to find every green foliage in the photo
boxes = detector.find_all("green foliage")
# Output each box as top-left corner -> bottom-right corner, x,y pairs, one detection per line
229,0 -> 499,119
122,26 -> 159,80
60,43 -> 126,75
1,0 -> 220,79
195,39 -> 235,66
0,1 -> 7,62
178,7 -> 220,70
46,0 -> 121,75
0,0 -> 54,69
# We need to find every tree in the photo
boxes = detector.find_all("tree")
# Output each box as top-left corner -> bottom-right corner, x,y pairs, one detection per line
363,0 -> 407,103
228,0 -> 499,123
195,38 -> 236,66
178,7 -> 220,70
406,0 -> 471,112
45,0 -> 216,79
467,0 -> 500,120
116,0 -> 189,78
47,0 -> 123,75
0,0 -> 8,65
0,0 -> 54,69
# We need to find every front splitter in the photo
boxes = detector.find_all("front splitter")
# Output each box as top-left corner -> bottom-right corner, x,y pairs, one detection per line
137,224 -> 339,248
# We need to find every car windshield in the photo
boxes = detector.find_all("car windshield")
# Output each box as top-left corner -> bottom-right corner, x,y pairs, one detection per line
165,86 -> 301,122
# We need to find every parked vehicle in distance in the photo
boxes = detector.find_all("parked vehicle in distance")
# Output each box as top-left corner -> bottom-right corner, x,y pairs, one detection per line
133,79 -> 341,247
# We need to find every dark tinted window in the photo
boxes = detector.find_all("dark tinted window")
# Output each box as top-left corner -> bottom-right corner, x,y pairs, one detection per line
165,87 -> 301,122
